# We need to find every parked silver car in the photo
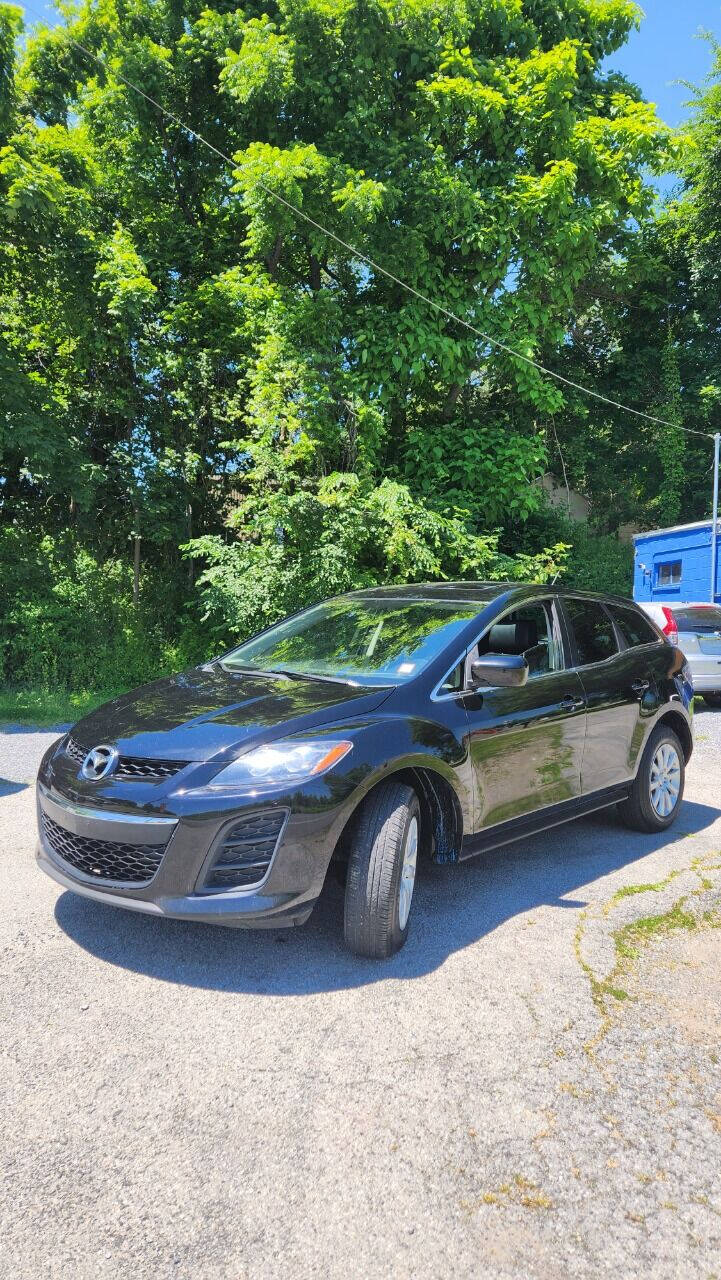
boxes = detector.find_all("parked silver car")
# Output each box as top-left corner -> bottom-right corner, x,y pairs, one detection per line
639,602 -> 721,707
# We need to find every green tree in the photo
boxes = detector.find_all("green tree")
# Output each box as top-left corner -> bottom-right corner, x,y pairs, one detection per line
535,33 -> 721,535
0,0 -> 676,683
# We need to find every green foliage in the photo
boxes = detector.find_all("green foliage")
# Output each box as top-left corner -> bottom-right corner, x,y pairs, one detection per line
561,524 -> 634,596
0,0 -> 703,695
404,419 -> 547,525
0,686 -> 122,728
188,475 -> 569,646
540,37 -> 721,531
504,501 -> 633,596
0,530 -> 205,691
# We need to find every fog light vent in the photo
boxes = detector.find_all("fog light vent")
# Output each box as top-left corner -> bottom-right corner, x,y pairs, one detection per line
203,809 -> 288,890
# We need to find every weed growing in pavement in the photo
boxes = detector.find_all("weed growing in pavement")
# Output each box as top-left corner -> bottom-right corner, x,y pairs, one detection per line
574,854 -> 721,1061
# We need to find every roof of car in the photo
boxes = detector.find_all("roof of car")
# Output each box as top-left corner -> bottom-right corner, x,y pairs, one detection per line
349,582 -> 518,604
347,582 -> 638,606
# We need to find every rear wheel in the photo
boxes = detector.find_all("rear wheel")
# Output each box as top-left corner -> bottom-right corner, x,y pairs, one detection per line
343,781 -> 420,958
617,725 -> 685,833
702,692 -> 721,708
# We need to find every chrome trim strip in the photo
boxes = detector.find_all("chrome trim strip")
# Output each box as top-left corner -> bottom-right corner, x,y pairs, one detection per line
38,781 -> 177,845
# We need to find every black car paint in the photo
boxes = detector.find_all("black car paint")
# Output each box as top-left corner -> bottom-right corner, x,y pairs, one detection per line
36,584 -> 693,929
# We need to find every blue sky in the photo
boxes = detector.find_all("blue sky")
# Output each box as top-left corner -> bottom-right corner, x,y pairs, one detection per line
32,0 -> 720,136
609,0 -> 720,128
34,1 -> 720,132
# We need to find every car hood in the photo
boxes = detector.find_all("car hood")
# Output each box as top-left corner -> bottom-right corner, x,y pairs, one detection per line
72,665 -> 395,761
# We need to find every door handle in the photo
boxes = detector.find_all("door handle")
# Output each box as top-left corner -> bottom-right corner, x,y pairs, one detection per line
631,679 -> 650,695
559,696 -> 585,711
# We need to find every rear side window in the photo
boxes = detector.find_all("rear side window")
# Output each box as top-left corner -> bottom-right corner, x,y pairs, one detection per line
610,604 -> 661,648
565,599 -> 618,666
674,606 -> 721,634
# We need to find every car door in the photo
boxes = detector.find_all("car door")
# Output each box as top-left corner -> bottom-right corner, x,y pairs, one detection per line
461,598 -> 587,831
560,596 -> 652,792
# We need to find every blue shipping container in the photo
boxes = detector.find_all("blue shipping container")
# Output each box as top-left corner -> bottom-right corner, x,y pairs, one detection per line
633,520 -> 721,604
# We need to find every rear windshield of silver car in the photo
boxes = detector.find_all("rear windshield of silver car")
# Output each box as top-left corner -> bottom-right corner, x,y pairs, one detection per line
675,606 -> 721,634
222,597 -> 482,684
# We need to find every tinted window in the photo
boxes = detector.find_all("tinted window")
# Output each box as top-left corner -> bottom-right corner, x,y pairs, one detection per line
480,601 -> 564,678
674,605 -> 721,634
610,604 -> 661,648
223,597 -> 481,685
565,599 -> 618,666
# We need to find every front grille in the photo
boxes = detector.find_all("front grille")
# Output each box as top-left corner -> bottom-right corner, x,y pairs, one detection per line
203,810 -> 287,891
41,813 -> 169,884
64,736 -> 187,783
115,757 -> 188,781
65,735 -> 86,765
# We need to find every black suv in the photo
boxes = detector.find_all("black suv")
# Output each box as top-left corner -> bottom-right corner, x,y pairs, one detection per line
37,583 -> 693,957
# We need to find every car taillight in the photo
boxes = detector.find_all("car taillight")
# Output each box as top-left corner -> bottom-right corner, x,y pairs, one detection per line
660,606 -> 678,645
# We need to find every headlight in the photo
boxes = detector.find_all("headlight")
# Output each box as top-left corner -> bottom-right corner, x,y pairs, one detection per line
209,739 -> 353,787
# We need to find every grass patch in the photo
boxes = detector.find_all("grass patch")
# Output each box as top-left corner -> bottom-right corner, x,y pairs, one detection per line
614,902 -> 697,962
575,887 -> 720,1053
612,877 -> 679,902
0,686 -> 125,728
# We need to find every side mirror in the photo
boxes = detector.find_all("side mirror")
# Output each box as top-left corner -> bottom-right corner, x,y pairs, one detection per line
470,653 -> 528,689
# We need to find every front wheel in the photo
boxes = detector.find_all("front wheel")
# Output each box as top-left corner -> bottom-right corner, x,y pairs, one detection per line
343,782 -> 420,958
617,725 -> 685,833
702,692 -> 721,708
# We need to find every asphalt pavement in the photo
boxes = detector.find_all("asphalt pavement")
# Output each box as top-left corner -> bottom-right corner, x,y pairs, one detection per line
1,709 -> 721,1279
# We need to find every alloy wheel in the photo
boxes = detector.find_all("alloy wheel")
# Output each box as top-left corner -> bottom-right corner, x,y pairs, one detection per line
398,815 -> 418,929
649,742 -> 681,818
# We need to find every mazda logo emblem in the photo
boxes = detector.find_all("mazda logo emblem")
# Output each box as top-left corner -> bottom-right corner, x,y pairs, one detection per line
81,745 -> 119,781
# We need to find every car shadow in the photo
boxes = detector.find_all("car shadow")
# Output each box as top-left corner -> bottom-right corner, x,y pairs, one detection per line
0,777 -> 29,798
53,797 -> 721,995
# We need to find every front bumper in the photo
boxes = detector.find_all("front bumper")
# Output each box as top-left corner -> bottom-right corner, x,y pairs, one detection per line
36,841 -> 316,926
35,775 -> 340,929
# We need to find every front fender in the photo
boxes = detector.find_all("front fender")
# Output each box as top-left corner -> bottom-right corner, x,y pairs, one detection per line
316,715 -> 473,864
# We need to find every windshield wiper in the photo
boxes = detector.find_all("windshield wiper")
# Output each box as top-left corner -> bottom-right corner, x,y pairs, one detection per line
220,661 -> 359,686
219,662 -> 290,678
270,667 -> 361,687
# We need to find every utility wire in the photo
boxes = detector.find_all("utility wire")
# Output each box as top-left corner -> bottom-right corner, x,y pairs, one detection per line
17,5 -> 716,440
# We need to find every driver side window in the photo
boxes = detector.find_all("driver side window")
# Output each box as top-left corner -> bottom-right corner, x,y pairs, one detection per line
437,599 -> 564,696
474,600 -> 564,680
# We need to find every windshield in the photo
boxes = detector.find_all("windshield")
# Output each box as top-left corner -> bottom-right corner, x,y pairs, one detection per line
222,596 -> 481,684
675,606 -> 721,634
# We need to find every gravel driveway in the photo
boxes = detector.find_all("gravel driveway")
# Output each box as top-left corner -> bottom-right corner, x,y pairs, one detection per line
2,711 -> 721,1279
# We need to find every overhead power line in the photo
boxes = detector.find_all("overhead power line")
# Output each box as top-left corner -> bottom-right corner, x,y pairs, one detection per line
17,5 -> 716,440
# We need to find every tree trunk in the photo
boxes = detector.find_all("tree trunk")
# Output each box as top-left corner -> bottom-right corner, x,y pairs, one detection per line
187,500 -> 194,586
267,235 -> 283,276
443,382 -> 462,420
133,506 -> 141,607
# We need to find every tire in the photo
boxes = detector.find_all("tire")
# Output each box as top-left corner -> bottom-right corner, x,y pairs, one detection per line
617,724 -> 685,833
702,692 -> 721,708
343,782 -> 421,958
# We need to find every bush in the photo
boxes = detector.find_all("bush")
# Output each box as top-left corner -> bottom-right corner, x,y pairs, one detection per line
0,488 -> 574,700
0,529 -> 206,692
187,474 -> 569,646
561,525 -> 634,597
500,504 -> 633,598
